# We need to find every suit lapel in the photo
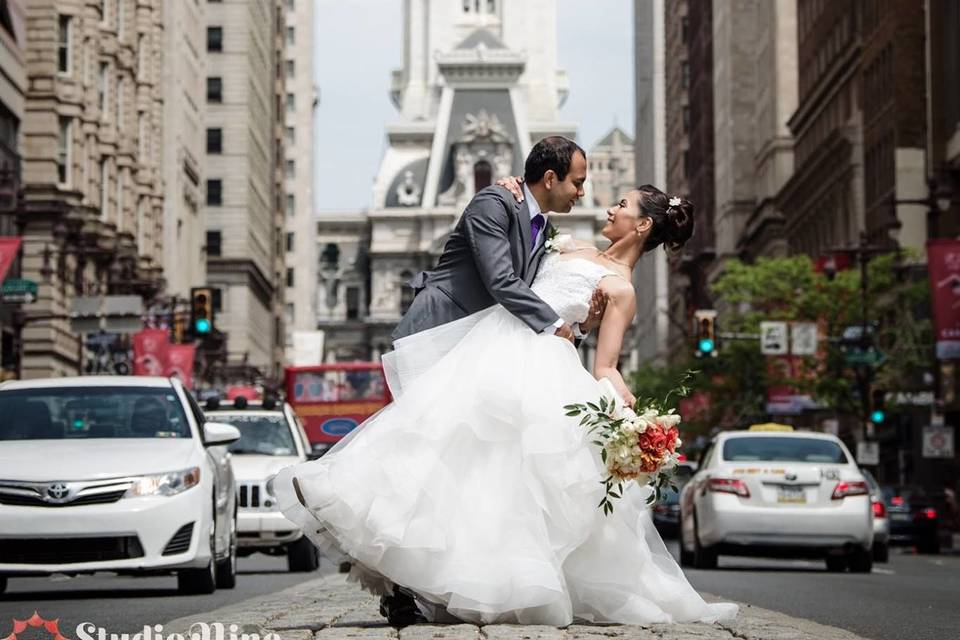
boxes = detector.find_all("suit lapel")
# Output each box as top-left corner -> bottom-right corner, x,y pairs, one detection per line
515,199 -> 534,275
525,219 -> 553,285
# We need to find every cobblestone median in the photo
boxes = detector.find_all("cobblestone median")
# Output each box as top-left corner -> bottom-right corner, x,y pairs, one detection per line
163,573 -> 872,640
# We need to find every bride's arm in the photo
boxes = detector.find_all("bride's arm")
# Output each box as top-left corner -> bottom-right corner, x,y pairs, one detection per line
592,279 -> 637,406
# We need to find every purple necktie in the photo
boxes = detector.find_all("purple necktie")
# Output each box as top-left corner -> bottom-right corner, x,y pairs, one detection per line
530,214 -> 545,251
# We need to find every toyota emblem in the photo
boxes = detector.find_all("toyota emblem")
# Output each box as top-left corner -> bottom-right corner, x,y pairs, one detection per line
784,472 -> 797,481
46,483 -> 70,500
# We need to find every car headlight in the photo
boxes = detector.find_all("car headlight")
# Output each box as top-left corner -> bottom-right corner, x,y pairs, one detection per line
125,467 -> 201,498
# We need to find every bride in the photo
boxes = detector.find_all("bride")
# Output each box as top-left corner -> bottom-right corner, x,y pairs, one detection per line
272,182 -> 738,627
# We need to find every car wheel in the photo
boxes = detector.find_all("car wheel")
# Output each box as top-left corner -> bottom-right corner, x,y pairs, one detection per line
848,546 -> 873,573
873,541 -> 889,563
678,516 -> 694,567
825,554 -> 847,572
287,536 -> 319,572
178,522 -> 217,594
692,513 -> 718,570
216,510 -> 238,589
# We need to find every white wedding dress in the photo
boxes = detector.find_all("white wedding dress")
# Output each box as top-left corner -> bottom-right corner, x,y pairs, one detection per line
273,253 -> 738,626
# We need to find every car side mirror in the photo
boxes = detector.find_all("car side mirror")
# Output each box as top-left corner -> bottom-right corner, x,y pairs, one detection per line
203,422 -> 241,446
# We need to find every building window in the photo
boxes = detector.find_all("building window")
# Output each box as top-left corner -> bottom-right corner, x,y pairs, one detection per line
136,198 -> 146,253
285,303 -> 294,325
320,243 -> 340,270
57,15 -> 72,74
286,0 -> 295,9
206,230 -> 222,256
285,232 -> 294,252
137,34 -> 146,77
207,76 -> 223,103
474,160 -> 492,192
137,112 -> 147,159
286,26 -> 295,46
286,92 -> 295,113
682,106 -> 690,132
116,170 -> 124,229
212,288 -> 223,313
681,61 -> 690,90
286,159 -> 295,177
346,287 -> 360,320
681,16 -> 689,44
100,159 -> 109,221
207,26 -> 223,52
207,179 -> 223,206
286,268 -> 295,288
286,193 -> 295,216
285,59 -> 295,78
206,128 -> 222,154
285,126 -> 294,145
99,0 -> 108,24
99,62 -> 110,119
57,117 -> 71,186
116,76 -> 125,130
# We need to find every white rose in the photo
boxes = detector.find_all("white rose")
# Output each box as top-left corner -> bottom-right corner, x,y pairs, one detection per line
621,407 -> 638,422
660,413 -> 682,428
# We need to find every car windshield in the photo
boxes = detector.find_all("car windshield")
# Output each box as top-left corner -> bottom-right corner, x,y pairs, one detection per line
722,436 -> 848,463
0,386 -> 191,440
211,414 -> 297,456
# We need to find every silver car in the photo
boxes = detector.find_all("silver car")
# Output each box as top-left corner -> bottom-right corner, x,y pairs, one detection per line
679,428 -> 874,573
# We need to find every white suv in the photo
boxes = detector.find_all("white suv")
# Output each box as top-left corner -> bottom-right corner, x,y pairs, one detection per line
204,399 -> 319,572
0,376 -> 241,594
679,427 -> 874,573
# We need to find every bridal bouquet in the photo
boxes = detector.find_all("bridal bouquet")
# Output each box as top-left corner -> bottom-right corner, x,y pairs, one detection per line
564,372 -> 695,515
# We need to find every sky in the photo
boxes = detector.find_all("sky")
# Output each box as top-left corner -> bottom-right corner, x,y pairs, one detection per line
313,0 -> 634,211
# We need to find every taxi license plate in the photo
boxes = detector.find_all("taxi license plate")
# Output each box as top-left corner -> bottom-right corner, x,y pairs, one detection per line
777,485 -> 806,504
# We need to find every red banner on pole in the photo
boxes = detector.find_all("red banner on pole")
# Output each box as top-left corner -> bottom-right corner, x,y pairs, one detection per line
132,329 -> 169,376
0,237 -> 21,282
928,239 -> 960,360
165,344 -> 197,389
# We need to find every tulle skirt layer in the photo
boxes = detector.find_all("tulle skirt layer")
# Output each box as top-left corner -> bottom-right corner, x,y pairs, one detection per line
273,307 -> 737,626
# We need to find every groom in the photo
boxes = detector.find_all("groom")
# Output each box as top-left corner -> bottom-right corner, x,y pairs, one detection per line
382,136 -> 602,626
392,135 -> 597,344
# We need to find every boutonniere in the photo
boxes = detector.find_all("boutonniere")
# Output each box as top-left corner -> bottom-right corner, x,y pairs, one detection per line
545,228 -> 575,253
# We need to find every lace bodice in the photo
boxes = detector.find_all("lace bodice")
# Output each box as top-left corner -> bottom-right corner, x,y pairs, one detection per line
531,254 -> 622,326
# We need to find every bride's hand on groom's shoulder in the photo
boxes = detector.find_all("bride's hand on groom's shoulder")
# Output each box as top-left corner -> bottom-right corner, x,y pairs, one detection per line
496,176 -> 524,202
580,289 -> 608,333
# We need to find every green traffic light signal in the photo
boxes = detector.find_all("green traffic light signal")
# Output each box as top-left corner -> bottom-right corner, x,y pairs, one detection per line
870,409 -> 885,424
698,338 -> 715,354
194,318 -> 211,334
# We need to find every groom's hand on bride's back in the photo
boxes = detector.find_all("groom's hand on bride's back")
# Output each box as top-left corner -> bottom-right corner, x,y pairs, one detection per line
496,176 -> 525,202
555,323 -> 575,343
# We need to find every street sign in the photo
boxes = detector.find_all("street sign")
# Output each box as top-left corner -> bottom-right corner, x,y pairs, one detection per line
922,426 -> 954,459
790,322 -> 818,356
103,295 -> 143,334
0,278 -> 38,304
856,441 -> 880,466
844,349 -> 888,366
760,321 -> 788,355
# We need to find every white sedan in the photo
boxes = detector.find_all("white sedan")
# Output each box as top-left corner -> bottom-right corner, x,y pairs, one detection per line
679,428 -> 874,573
0,376 -> 240,594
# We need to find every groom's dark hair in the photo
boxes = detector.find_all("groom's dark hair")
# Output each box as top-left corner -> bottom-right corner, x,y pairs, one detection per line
524,136 -> 586,184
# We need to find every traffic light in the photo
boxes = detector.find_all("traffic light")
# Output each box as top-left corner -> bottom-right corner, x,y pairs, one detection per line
693,309 -> 718,358
190,287 -> 214,336
870,389 -> 886,425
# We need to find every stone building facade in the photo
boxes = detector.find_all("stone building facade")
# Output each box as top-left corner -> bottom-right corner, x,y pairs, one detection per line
161,0 -> 206,299
203,0 -> 287,378
19,0 -> 166,378
0,0 -> 25,379
588,126 -> 635,209
282,0 -> 318,361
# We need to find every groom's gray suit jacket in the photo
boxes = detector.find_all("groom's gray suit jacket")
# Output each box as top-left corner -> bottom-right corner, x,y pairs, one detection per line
392,186 -> 560,341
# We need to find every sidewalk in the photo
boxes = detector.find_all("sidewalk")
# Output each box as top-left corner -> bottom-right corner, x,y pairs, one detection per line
163,573 -> 873,640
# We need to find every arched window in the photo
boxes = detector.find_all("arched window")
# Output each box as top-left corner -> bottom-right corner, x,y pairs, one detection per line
399,270 -> 415,314
474,160 -> 492,192
320,243 -> 340,270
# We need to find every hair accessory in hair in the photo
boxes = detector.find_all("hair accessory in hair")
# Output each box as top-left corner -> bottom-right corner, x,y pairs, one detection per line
669,196 -> 682,207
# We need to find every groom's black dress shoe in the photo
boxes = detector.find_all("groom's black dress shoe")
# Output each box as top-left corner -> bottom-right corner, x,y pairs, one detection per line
379,586 -> 426,627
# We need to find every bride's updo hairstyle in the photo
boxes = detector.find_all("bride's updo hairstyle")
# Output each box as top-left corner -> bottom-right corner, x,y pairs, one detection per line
636,184 -> 695,253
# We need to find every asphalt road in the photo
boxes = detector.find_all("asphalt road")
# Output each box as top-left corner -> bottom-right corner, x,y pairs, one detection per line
0,555 -> 333,636
668,541 -> 960,640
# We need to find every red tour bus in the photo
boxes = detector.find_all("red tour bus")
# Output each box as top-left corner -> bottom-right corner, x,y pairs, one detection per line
284,363 -> 392,455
